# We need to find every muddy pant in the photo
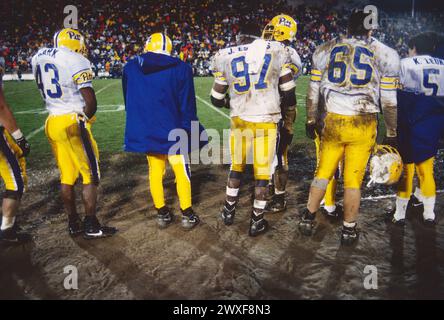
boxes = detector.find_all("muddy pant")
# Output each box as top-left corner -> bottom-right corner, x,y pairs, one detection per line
315,112 -> 377,189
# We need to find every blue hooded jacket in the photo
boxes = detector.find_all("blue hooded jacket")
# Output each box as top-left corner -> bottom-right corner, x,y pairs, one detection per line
122,52 -> 207,154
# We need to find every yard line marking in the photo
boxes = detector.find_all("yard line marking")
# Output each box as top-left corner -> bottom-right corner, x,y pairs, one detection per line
360,189 -> 444,201
4,86 -> 36,96
27,126 -> 45,140
296,93 -> 306,98
95,81 -> 119,95
196,95 -> 230,120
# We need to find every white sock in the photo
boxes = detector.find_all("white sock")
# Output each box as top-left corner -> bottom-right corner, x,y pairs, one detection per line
324,205 -> 336,213
394,197 -> 409,221
414,187 -> 423,202
343,221 -> 356,228
275,189 -> 285,195
422,196 -> 435,221
1,216 -> 16,230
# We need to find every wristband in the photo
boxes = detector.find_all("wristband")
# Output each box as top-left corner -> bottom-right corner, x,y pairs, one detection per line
11,129 -> 24,140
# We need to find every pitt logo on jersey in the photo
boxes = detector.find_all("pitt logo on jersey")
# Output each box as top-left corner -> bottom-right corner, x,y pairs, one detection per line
72,69 -> 94,85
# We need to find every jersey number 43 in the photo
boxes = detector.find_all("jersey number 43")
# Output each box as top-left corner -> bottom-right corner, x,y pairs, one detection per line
35,63 -> 62,99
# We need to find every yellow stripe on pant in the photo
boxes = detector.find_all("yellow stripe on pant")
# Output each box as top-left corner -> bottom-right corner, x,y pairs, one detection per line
147,154 -> 192,210
315,113 -> 377,189
229,116 -> 277,181
45,113 -> 100,185
0,127 -> 27,194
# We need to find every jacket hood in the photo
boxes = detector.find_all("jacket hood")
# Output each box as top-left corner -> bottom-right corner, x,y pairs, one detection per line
137,52 -> 181,74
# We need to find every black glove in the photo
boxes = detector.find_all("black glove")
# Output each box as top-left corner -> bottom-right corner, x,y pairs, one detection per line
16,136 -> 30,157
305,122 -> 317,140
382,136 -> 398,149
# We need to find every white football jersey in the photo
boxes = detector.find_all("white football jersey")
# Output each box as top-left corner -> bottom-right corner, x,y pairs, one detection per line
211,40 -> 293,123
400,55 -> 444,96
31,47 -> 94,115
308,36 -> 400,116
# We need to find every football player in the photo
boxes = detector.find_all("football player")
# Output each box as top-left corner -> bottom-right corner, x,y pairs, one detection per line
123,33 -> 205,229
31,28 -> 117,239
301,10 -> 400,245
261,14 -> 302,213
0,61 -> 31,243
388,32 -> 444,226
210,25 -> 296,236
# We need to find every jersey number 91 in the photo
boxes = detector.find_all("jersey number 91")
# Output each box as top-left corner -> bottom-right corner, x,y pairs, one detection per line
230,54 -> 272,94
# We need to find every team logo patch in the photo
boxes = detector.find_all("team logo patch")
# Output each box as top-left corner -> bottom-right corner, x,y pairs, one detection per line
73,69 -> 93,85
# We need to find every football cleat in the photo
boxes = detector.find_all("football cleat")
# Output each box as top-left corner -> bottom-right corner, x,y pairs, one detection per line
409,194 -> 424,212
298,208 -> 316,236
265,193 -> 287,213
68,214 -> 84,236
221,201 -> 236,226
0,227 -> 32,244
423,217 -> 436,227
83,216 -> 117,240
341,225 -> 359,246
319,204 -> 342,218
248,218 -> 269,237
157,207 -> 174,229
181,208 -> 200,230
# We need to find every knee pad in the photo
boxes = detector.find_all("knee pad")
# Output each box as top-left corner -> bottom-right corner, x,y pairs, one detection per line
311,178 -> 329,190
4,190 -> 22,200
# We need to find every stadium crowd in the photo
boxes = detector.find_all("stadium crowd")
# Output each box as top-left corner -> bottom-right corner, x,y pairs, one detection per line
1,0 -> 444,77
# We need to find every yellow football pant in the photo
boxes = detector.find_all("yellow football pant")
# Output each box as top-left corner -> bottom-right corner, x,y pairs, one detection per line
314,134 -> 341,206
0,128 -> 27,196
397,157 -> 435,199
147,154 -> 192,210
315,113 -> 377,189
45,113 -> 100,185
230,116 -> 277,181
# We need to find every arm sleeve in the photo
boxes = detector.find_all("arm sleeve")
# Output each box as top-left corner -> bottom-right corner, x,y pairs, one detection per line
379,49 -> 400,137
70,55 -> 94,90
179,65 -> 198,132
306,48 -> 324,122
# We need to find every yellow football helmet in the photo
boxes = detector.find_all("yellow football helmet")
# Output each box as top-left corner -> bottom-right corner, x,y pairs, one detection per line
54,28 -> 87,56
262,14 -> 297,42
368,145 -> 403,186
144,33 -> 172,55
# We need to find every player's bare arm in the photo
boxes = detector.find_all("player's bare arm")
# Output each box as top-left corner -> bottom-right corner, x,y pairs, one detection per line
80,87 -> 98,119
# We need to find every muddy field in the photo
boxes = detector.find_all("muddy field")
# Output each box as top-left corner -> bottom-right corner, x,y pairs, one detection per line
0,147 -> 443,300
